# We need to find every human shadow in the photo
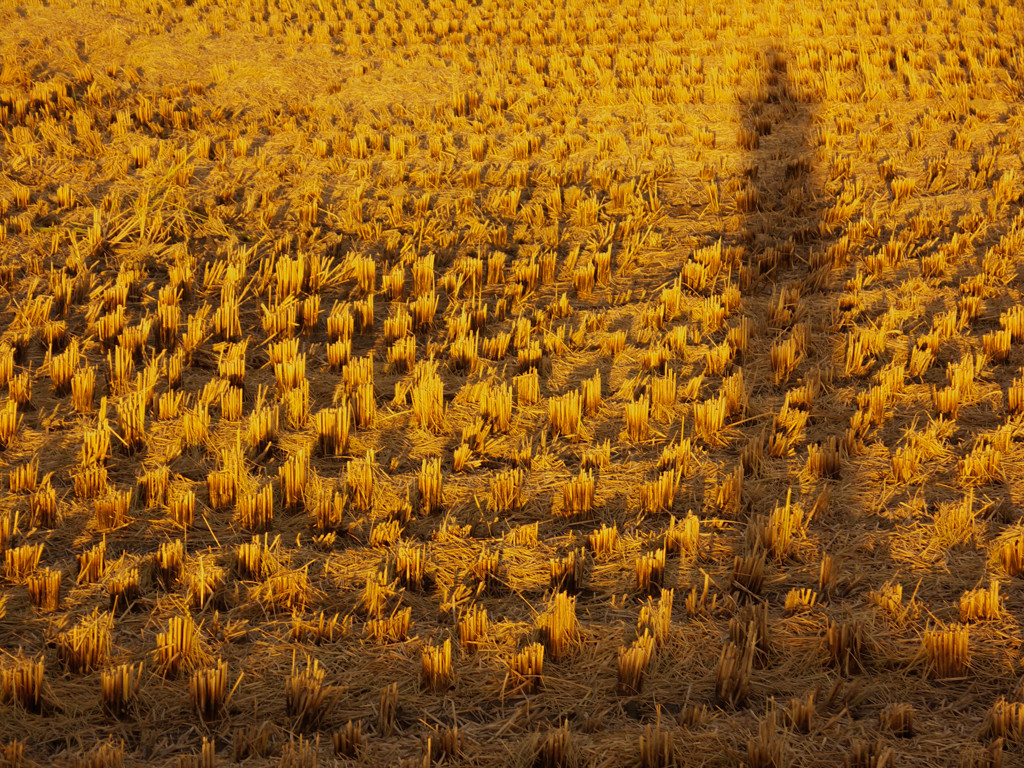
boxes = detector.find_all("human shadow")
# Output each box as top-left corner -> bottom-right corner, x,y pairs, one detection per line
726,45 -> 838,516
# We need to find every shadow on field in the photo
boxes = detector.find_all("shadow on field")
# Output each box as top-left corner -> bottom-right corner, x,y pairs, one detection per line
732,44 -> 835,490
727,46 -> 902,615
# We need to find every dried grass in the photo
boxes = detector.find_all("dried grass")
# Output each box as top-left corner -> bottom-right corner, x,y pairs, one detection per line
1,1 -> 1022,764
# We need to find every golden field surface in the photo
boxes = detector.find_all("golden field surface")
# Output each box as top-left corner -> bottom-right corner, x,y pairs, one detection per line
1,0 -> 1024,764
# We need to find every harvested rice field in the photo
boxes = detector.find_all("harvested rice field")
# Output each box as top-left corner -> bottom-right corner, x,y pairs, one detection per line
1,0 -> 1024,764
